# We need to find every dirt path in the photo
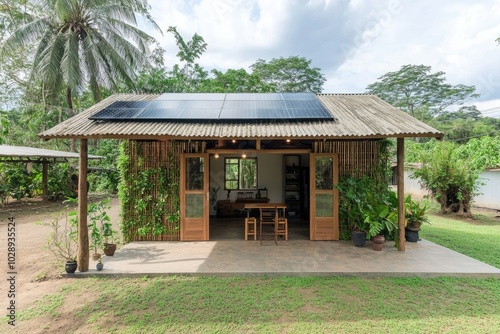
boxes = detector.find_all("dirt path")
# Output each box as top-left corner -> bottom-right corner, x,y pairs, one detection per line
0,196 -> 121,314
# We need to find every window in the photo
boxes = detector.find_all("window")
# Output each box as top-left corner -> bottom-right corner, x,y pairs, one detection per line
225,158 -> 257,190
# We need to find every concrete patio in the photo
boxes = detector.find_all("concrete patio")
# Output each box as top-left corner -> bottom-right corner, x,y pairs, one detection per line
72,239 -> 500,278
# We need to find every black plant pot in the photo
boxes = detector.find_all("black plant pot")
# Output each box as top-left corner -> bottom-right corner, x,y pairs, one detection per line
405,228 -> 419,242
96,263 -> 104,271
352,230 -> 367,247
65,261 -> 77,274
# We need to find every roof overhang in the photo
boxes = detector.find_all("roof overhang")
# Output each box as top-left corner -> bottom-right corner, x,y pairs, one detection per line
0,145 -> 102,163
39,93 -> 444,141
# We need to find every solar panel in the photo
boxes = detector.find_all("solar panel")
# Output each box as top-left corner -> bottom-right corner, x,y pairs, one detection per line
90,93 -> 334,121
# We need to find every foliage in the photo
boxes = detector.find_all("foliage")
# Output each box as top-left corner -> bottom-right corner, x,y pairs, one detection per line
337,176 -> 373,233
165,26 -> 208,93
410,137 -> 500,217
118,141 -> 180,242
87,198 -> 114,253
41,199 -> 78,262
200,68 -> 274,93
337,139 -> 395,239
411,141 -> 475,216
0,161 -> 74,201
404,195 -> 430,225
429,106 -> 500,143
250,56 -> 326,93
88,139 -> 121,194
366,64 -> 479,120
361,191 -> 398,240
0,0 -> 160,110
128,29 -> 326,95
0,162 -> 37,199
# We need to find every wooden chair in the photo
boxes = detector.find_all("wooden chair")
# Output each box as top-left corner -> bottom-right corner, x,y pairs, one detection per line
244,217 -> 257,240
276,217 -> 288,241
260,207 -> 278,245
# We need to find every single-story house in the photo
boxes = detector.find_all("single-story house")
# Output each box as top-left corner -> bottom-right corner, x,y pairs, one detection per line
39,92 -> 442,272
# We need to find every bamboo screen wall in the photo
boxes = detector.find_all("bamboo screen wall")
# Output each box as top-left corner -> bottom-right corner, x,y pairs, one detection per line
122,139 -> 383,241
313,140 -> 381,177
121,140 -> 205,241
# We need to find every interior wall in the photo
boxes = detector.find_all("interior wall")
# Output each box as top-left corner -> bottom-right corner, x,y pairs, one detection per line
209,153 -> 287,215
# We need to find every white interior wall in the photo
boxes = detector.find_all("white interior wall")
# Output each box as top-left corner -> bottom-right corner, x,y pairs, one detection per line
209,153 -> 287,215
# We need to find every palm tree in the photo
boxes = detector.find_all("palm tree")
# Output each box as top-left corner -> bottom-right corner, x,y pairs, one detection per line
0,0 -> 161,111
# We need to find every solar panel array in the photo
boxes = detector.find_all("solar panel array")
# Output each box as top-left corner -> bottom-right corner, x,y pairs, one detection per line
89,93 -> 334,121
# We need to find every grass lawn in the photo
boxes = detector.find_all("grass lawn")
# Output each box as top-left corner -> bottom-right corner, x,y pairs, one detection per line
422,211 -> 500,269
3,206 -> 500,333
12,276 -> 500,333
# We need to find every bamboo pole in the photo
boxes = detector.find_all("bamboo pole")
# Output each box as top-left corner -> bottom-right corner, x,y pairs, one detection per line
78,139 -> 89,271
397,138 -> 406,251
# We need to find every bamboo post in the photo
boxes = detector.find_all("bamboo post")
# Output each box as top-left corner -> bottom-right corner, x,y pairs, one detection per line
397,138 -> 405,251
78,139 -> 89,271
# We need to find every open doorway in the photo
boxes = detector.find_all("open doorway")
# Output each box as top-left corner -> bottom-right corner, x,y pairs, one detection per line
208,153 -> 310,241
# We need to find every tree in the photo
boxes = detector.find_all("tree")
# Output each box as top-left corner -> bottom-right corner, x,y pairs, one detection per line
0,0 -> 160,112
167,26 -> 208,92
250,56 -> 326,93
410,137 -> 500,217
200,68 -> 274,93
366,64 -> 479,120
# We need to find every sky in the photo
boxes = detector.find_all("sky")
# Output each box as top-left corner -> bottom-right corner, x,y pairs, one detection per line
146,0 -> 500,117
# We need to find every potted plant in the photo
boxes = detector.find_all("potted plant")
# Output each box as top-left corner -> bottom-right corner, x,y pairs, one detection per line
101,221 -> 118,256
96,258 -> 103,271
87,198 -> 117,256
404,195 -> 430,242
43,200 -> 78,274
362,192 -> 398,251
89,217 -> 102,260
405,195 -> 430,231
337,176 -> 372,247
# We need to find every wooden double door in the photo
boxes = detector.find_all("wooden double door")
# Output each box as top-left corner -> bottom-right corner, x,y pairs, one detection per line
179,152 -> 338,241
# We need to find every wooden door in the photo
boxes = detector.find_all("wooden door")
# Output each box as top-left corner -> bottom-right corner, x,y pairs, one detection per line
309,153 -> 339,240
180,153 -> 209,241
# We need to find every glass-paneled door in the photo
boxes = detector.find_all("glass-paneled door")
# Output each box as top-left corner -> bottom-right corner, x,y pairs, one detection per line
309,153 -> 339,240
180,153 -> 209,241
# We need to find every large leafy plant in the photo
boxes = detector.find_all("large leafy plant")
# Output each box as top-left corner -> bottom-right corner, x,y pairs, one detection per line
361,191 -> 398,240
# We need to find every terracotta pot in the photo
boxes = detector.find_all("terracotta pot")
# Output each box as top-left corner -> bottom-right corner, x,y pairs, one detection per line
370,235 -> 385,251
92,253 -> 101,261
407,221 -> 422,231
103,243 -> 117,256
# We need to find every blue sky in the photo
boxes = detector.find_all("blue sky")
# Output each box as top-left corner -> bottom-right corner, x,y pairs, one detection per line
146,0 -> 500,117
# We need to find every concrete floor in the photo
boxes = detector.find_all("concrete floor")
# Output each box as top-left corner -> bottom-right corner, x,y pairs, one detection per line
72,218 -> 500,277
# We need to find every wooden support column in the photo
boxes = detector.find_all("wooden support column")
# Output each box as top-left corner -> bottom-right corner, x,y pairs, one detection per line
77,139 -> 89,272
42,159 -> 48,201
397,138 -> 405,251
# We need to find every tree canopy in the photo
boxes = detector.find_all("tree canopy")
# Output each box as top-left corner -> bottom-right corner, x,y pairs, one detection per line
130,29 -> 327,95
0,0 -> 161,111
250,56 -> 326,93
366,64 -> 479,121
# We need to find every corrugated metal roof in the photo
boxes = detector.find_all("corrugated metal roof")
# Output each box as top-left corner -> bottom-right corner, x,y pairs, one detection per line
0,145 -> 102,159
38,93 -> 443,140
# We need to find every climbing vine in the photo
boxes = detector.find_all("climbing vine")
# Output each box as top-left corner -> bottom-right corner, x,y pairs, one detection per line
118,141 -> 180,242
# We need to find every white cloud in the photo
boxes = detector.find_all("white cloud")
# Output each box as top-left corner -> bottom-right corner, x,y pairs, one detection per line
147,0 -> 500,107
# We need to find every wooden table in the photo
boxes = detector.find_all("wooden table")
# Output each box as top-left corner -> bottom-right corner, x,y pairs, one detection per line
244,203 -> 287,244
